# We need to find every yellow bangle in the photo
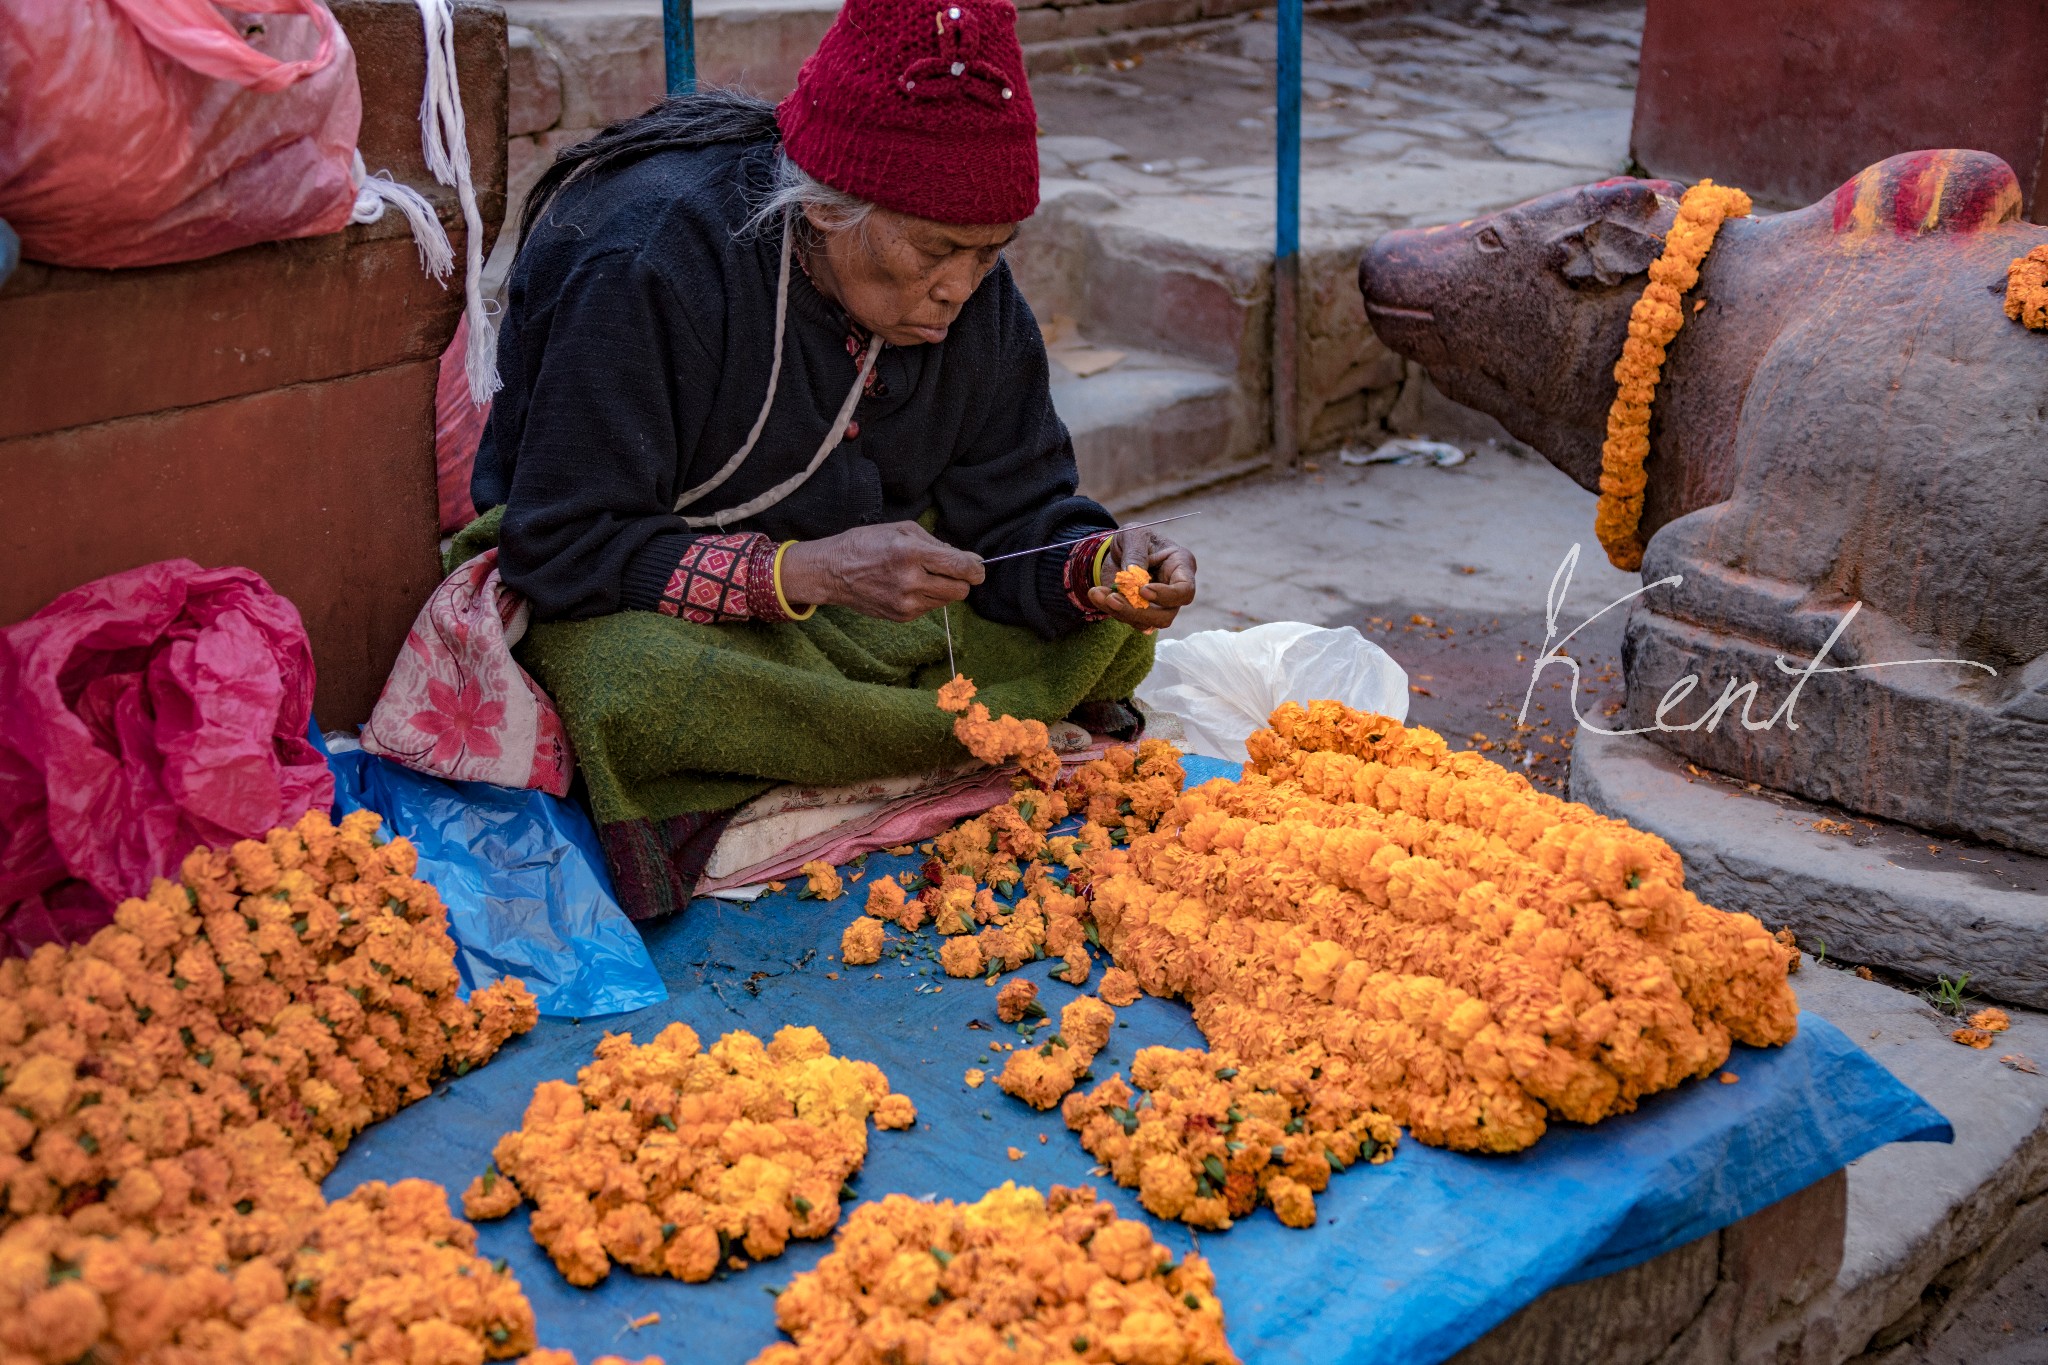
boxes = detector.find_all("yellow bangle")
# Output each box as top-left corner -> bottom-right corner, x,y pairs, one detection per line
772,540 -> 817,621
1090,535 -> 1116,590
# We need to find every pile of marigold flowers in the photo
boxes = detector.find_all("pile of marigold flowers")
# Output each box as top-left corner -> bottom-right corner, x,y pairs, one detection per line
465,1023 -> 916,1287
748,1181 -> 1238,1364
836,678 -> 1185,993
1063,1045 -> 1398,1231
0,809 -> 541,1364
1953,1008 -> 2012,1049
3,1176 -> 537,1365
1088,701 -> 1799,1154
996,996 -> 1118,1110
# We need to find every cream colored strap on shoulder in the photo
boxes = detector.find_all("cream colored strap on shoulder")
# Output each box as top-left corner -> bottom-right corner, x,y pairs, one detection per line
673,213 -> 794,515
681,332 -> 883,530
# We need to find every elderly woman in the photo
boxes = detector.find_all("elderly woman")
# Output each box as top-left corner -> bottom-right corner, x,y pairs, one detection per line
460,0 -> 1197,917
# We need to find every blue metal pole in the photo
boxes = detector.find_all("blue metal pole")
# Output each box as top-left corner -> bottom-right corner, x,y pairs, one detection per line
1273,0 -> 1302,464
663,0 -> 696,95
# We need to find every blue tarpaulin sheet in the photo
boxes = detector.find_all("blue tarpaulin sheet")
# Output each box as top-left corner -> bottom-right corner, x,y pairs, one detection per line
318,736 -> 666,1020
324,757 -> 1949,1364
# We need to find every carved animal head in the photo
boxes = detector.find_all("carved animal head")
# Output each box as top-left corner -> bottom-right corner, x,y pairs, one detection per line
1358,177 -> 1681,490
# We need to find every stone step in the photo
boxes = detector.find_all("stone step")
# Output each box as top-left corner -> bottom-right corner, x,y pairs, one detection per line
1049,350 -> 1266,511
1452,964 -> 2048,1364
1009,140 -> 1621,452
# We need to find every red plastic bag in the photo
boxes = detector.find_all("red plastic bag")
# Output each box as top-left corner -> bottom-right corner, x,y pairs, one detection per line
0,0 -> 360,269
436,313 -> 489,533
0,561 -> 335,954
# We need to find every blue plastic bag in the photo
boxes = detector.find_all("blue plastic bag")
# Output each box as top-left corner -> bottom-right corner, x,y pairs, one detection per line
314,731 -> 665,1019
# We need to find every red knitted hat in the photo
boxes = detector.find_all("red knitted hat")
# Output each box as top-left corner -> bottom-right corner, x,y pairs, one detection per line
776,0 -> 1039,225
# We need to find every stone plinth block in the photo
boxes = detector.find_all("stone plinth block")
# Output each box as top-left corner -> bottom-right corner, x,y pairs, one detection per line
1570,729 -> 2048,1010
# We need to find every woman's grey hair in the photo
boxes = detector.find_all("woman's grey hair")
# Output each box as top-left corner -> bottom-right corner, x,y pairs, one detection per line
742,148 -> 877,245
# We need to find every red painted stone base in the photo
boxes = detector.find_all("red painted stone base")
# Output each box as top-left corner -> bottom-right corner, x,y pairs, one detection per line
1633,0 -> 2048,223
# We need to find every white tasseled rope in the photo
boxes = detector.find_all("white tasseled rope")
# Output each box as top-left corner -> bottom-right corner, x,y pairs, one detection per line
347,150 -> 454,280
414,0 -> 499,405
675,212 -> 885,530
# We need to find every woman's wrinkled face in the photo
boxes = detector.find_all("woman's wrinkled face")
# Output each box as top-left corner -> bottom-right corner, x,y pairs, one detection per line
805,205 -> 1017,347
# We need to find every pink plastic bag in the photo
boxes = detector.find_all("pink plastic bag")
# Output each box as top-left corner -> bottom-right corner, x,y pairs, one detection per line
0,561 -> 335,954
0,0 -> 360,269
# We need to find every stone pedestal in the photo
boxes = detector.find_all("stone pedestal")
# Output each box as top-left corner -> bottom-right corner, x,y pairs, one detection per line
1570,729 -> 2048,1009
0,0 -> 508,728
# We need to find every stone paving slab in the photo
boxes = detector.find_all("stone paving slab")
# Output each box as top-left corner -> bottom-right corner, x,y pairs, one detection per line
1147,445 -> 1640,637
1777,964 -> 2048,1363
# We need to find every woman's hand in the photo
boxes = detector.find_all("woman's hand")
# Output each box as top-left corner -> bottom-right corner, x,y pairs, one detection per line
778,522 -> 985,622
1086,527 -> 1197,630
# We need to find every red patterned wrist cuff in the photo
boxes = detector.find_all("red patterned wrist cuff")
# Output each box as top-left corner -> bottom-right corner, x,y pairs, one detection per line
658,532 -> 785,623
1062,531 -> 1114,621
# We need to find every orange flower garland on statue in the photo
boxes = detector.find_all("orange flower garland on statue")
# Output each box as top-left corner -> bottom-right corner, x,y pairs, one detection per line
1596,179 -> 1752,571
2007,244 -> 2048,330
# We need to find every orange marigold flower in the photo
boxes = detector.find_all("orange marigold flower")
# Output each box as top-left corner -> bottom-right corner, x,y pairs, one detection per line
936,674 -> 978,714
799,860 -> 844,902
1968,1008 -> 2011,1033
1098,968 -> 1142,1008
840,917 -> 884,967
940,936 -> 985,979
1113,564 -> 1152,610
874,1094 -> 917,1130
995,979 -> 1039,1024
2006,244 -> 2048,330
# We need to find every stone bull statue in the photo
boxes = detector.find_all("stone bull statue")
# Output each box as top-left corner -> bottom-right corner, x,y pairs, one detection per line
1359,150 -> 2047,855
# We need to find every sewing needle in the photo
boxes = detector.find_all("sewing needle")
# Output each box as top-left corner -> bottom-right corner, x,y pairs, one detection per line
943,602 -> 956,678
977,511 -> 1204,564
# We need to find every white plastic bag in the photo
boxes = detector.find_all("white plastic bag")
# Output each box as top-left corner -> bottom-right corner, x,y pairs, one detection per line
1136,622 -> 1409,763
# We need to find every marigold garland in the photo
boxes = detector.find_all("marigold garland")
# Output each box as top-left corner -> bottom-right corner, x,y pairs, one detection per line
466,1023 -> 915,1287
2007,244 -> 2048,330
748,1182 -> 1239,1364
1085,701 -> 1798,1154
0,810 -> 541,1364
1596,179 -> 1752,571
